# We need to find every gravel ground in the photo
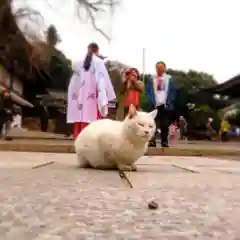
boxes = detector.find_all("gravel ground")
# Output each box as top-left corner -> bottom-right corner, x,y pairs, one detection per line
0,152 -> 239,239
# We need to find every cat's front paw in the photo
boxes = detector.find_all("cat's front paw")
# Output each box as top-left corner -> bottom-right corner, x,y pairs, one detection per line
118,164 -> 137,172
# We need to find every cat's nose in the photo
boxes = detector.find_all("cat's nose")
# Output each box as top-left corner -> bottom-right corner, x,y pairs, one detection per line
144,131 -> 149,135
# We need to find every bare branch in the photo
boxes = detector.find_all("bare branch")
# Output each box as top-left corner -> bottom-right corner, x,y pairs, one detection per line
14,7 -> 41,20
0,0 -> 120,82
77,3 -> 110,41
12,3 -> 46,43
75,0 -> 120,40
12,0 -> 120,41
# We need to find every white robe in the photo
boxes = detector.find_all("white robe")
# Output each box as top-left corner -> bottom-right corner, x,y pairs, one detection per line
67,55 -> 116,123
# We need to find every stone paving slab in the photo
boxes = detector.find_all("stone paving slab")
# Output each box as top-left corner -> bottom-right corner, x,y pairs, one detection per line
0,167 -> 240,239
134,164 -> 186,173
0,152 -> 240,239
0,152 -> 76,166
167,156 -> 240,174
126,170 -> 240,188
1,139 -> 240,158
8,128 -> 69,140
211,167 -> 240,174
137,156 -> 240,174
1,152 -> 240,172
0,152 -> 74,168
137,156 -> 240,166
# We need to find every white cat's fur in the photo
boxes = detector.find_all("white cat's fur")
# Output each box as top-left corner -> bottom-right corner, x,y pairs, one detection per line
75,105 -> 157,171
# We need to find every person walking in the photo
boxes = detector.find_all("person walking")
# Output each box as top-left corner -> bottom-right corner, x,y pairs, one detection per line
179,115 -> 187,140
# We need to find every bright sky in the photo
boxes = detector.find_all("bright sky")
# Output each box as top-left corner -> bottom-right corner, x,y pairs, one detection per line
15,0 -> 240,82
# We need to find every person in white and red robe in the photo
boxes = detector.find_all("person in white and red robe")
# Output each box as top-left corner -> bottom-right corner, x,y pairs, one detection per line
67,43 -> 116,139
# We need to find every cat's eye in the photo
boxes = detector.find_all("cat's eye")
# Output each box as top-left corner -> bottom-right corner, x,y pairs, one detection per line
149,125 -> 153,128
138,123 -> 144,127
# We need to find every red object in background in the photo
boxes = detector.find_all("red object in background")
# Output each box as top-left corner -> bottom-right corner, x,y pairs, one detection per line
0,89 -> 10,98
73,110 -> 102,139
124,91 -> 140,109
4,91 -> 9,97
157,76 -> 164,91
73,122 -> 89,138
73,92 -> 102,139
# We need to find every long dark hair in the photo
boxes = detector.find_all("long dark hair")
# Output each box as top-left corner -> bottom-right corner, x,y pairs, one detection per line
83,42 -> 99,71
125,68 -> 140,80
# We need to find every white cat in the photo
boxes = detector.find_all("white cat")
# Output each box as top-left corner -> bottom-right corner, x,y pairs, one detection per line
74,104 -> 157,171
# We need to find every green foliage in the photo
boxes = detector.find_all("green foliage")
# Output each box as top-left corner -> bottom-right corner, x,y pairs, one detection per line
167,69 -> 222,114
140,90 -> 148,111
141,69 -> 217,93
169,69 -> 226,115
140,74 -> 154,112
196,105 -> 210,111
140,69 -> 227,114
140,70 -> 228,135
223,104 -> 240,126
234,112 -> 240,125
189,105 -> 220,130
167,68 -> 217,90
47,47 -> 73,90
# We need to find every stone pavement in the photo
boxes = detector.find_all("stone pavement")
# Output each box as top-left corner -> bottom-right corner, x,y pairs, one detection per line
2,128 -> 240,157
0,152 -> 240,239
1,138 -> 240,157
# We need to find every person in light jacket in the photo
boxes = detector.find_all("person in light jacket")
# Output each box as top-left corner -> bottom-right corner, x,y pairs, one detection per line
146,61 -> 177,147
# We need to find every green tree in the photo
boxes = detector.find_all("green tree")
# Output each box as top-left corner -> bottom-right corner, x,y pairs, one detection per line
141,69 -> 228,112
140,69 -> 230,137
189,105 -> 220,130
167,68 -> 217,90
167,69 -> 230,115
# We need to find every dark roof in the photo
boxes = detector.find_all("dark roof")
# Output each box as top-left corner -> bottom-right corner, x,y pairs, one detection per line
200,74 -> 240,98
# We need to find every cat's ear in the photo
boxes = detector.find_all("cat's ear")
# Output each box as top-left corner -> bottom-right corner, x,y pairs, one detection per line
148,109 -> 158,119
128,104 -> 137,119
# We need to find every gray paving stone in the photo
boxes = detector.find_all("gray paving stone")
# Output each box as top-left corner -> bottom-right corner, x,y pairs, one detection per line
0,152 -> 239,239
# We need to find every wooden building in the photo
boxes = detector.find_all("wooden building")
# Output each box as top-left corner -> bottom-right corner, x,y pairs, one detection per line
201,74 -> 240,99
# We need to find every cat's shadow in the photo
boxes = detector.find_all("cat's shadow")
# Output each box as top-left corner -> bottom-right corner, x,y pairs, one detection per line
73,165 -> 167,173
75,166 -> 121,171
